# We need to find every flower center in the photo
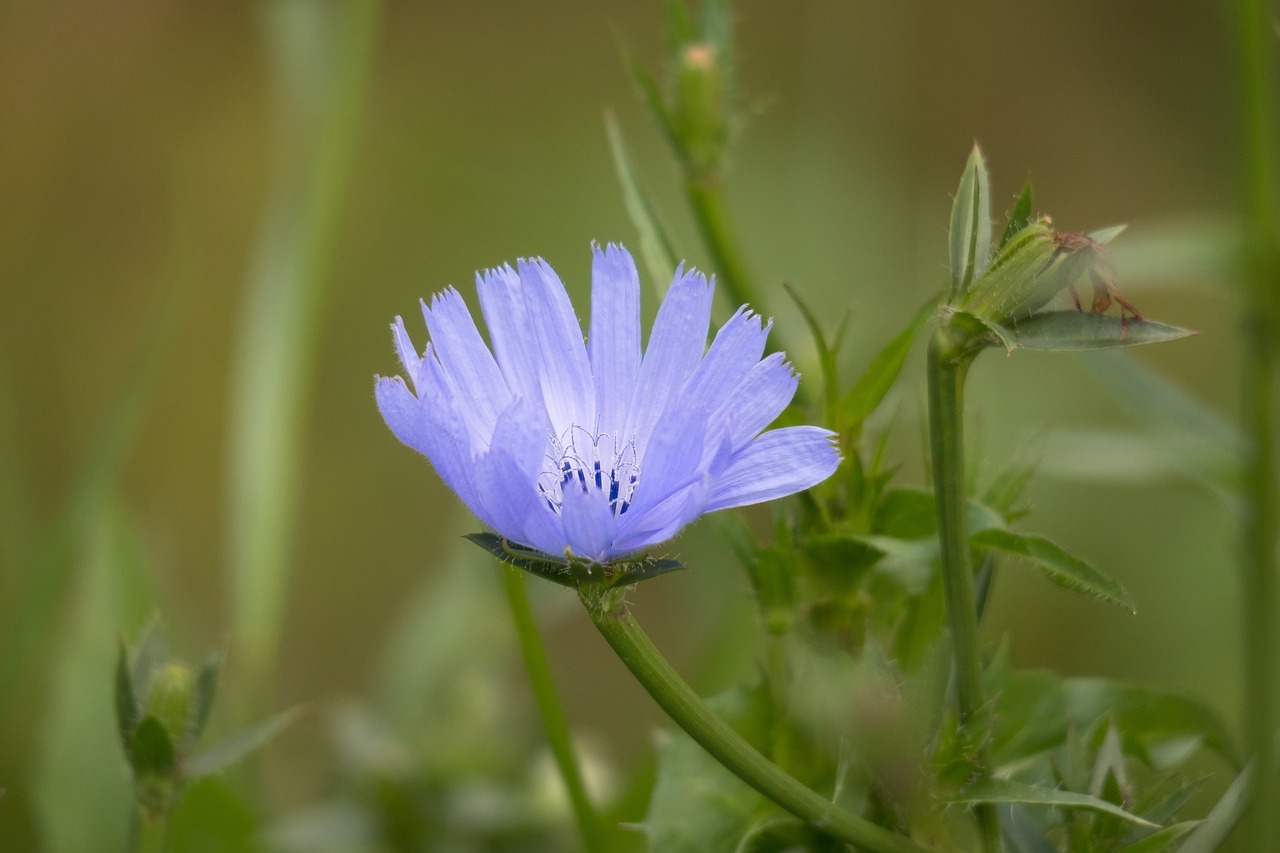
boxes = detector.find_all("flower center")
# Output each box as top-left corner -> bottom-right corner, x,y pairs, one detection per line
538,425 -> 639,517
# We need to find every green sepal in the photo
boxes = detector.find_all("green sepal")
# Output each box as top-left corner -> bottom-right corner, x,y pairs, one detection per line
115,637 -> 139,754
997,180 -> 1035,251
130,617 -> 169,705
130,715 -> 176,778
952,778 -> 1159,829
184,705 -> 304,779
948,143 -> 992,302
464,532 -> 686,589
995,311 -> 1196,351
970,527 -> 1135,612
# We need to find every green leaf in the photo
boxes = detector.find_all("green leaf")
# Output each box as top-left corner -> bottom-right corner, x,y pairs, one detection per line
115,639 -> 139,753
1000,804 -> 1059,853
184,706 -> 304,779
953,778 -> 1158,829
842,297 -> 937,434
1175,763 -> 1251,853
997,181 -> 1035,251
189,653 -> 221,744
996,311 -> 1196,351
167,777 -> 262,853
948,143 -> 992,301
782,281 -> 844,423
604,109 -> 680,295
1063,679 -> 1239,768
970,528 -> 1134,612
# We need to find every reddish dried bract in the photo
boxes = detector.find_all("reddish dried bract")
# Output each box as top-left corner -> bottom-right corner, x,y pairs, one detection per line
1047,231 -> 1145,330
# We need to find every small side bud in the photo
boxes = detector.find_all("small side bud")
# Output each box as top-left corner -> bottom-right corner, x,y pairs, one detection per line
673,42 -> 727,177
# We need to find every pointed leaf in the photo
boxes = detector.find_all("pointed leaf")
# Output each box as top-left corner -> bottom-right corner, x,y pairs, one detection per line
953,779 -> 1158,828
184,706 -> 304,779
997,312 -> 1195,351
1088,223 -> 1129,245
971,528 -> 1134,612
842,297 -> 937,433
189,653 -> 221,744
998,181 -> 1035,251
1115,821 -> 1201,853
949,144 -> 992,301
464,532 -> 581,588
782,281 -> 842,419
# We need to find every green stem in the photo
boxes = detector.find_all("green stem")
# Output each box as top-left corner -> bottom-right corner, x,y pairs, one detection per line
1232,0 -> 1279,848
686,175 -> 765,314
926,326 -> 999,852
580,585 -> 929,853
130,807 -> 168,853
501,566 -> 608,853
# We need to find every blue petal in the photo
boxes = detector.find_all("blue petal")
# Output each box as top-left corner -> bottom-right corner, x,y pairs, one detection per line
476,264 -> 543,406
679,306 -> 770,413
473,399 -> 558,551
519,258 -> 596,438
560,479 -> 617,562
704,426 -> 840,512
391,316 -> 423,393
421,289 -> 511,443
616,406 -> 707,541
713,352 -> 799,446
589,244 -> 641,435
375,374 -> 482,514
624,266 -> 713,457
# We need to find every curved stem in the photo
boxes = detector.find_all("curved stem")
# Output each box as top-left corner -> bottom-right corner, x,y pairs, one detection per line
501,566 -> 608,853
926,327 -> 999,852
686,176 -> 765,315
580,585 -> 929,853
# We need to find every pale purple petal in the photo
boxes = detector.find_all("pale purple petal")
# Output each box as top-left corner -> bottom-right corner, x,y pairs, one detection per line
616,407 -> 706,538
421,289 -> 511,442
704,426 -> 840,512
678,306 -> 771,413
519,258 -> 596,438
375,374 -> 481,514
589,244 -> 641,434
391,316 -> 423,393
473,399 -> 554,548
476,265 -> 542,406
713,352 -> 800,446
560,480 -> 618,563
624,266 -> 713,456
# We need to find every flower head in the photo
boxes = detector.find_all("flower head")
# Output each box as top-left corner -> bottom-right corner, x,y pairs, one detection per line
376,244 -> 838,565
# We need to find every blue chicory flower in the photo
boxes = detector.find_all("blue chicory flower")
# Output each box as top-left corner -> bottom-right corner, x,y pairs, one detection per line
376,244 -> 839,564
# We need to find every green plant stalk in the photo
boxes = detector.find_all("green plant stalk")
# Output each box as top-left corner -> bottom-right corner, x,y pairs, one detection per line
580,584 -> 929,853
131,808 -> 168,853
1234,0 -> 1279,844
501,566 -> 608,853
686,175 -> 765,315
227,0 -> 380,716
926,325 -> 999,852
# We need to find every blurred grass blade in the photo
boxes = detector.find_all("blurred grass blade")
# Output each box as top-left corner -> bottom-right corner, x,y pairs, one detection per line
33,501 -> 154,853
1175,763 -> 1252,853
1076,350 -> 1243,495
970,528 -> 1135,612
184,705 -> 304,779
953,779 -> 1158,828
226,0 -> 380,711
0,271 -> 180,712
999,312 -> 1196,351
0,363 -> 34,588
604,109 -> 679,293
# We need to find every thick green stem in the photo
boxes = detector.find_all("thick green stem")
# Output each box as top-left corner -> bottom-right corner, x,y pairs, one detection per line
686,175 -> 765,314
130,807 -> 168,853
1232,0 -> 1279,847
501,566 -> 608,853
580,585 -> 929,853
926,326 -> 999,852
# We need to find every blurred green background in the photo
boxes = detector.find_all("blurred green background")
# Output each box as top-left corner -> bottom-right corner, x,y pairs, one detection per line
0,1 -> 1246,848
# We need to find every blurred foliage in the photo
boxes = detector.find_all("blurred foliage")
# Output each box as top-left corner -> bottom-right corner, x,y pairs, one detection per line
0,0 -> 1261,850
